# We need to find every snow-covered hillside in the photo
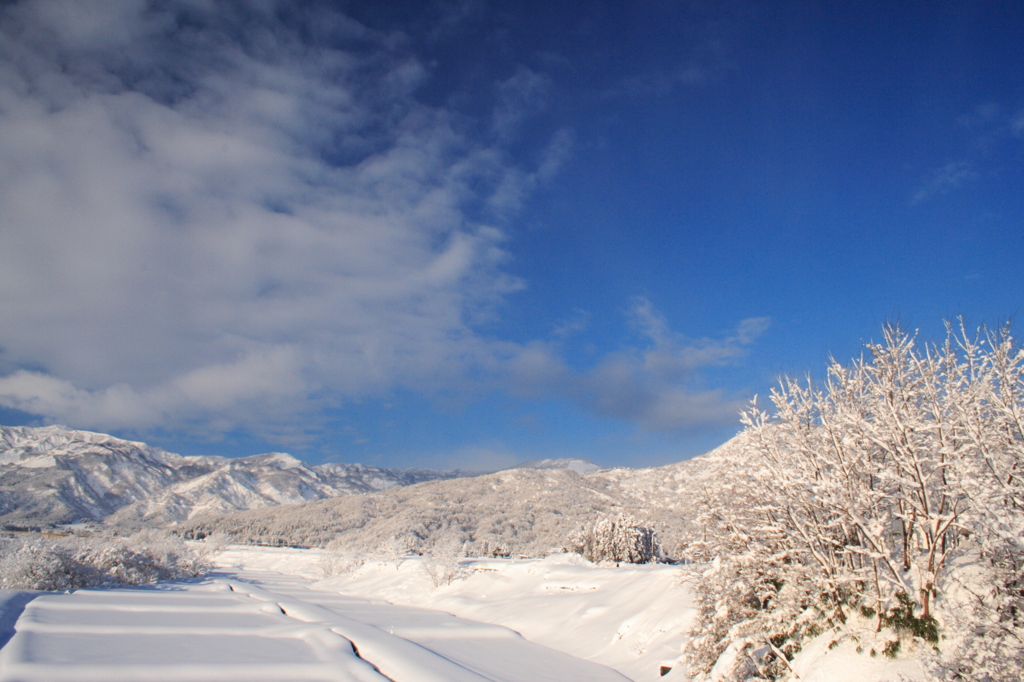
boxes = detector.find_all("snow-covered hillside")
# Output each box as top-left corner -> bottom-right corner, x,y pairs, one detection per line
178,438 -> 744,557
0,425 -> 461,527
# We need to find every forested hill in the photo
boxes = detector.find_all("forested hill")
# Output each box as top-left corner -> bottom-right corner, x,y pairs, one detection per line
178,437 -> 745,558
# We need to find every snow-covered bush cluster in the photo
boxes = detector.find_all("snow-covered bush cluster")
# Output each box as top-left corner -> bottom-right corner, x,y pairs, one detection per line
0,530 -> 208,590
564,514 -> 660,564
316,532 -> 465,588
683,322 -> 1024,681
318,546 -> 365,579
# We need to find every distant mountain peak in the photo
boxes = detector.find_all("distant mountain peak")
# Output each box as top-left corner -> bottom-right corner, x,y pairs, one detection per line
233,452 -> 305,470
0,424 -> 461,528
505,458 -> 603,475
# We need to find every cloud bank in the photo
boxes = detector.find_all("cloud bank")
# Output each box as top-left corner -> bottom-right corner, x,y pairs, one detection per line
0,0 -> 532,435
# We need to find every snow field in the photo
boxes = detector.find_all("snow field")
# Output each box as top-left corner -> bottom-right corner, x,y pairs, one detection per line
218,545 -> 698,681
0,549 -> 632,682
0,584 -> 380,681
218,546 -> 937,682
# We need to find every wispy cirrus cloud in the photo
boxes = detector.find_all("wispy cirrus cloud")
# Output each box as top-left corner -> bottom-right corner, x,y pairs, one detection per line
492,66 -> 552,142
912,101 -> 1024,205
603,64 -> 711,98
601,10 -> 735,101
1011,109 -> 1024,138
910,161 -> 978,205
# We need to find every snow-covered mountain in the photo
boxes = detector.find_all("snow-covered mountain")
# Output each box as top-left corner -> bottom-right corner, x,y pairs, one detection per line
0,425 -> 460,527
505,458 -> 603,474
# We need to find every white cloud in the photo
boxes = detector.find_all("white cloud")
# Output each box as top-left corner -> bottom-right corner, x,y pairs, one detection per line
0,0 -> 533,438
956,102 -> 1002,130
0,371 -> 160,429
600,22 -> 731,101
508,299 -> 770,433
630,298 -> 766,378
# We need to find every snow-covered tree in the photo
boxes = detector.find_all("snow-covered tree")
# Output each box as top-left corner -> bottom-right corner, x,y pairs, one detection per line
565,514 -> 659,564
423,532 -> 465,587
684,321 -> 1024,681
374,535 -> 413,568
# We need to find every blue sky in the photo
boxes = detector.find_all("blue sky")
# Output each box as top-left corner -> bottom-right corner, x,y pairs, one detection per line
1,0 -> 1022,470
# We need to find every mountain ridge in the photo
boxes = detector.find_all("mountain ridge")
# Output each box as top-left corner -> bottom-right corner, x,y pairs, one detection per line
0,425 -> 609,528
0,424 -> 465,527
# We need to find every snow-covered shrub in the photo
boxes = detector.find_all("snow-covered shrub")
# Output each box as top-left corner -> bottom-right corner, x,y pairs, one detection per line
684,513 -> 825,681
925,550 -> 1024,682
201,530 -> 233,554
0,531 -> 208,590
565,514 -> 659,564
318,537 -> 366,577
319,551 -> 364,577
121,529 -> 209,580
684,321 -> 1024,681
0,535 -> 93,591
